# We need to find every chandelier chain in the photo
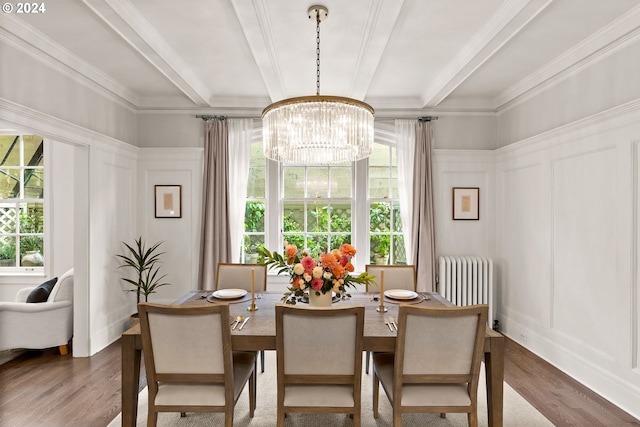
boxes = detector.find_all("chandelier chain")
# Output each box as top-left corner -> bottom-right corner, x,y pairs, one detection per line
316,9 -> 321,96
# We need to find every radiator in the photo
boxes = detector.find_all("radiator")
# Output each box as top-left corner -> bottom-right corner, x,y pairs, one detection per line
437,256 -> 494,327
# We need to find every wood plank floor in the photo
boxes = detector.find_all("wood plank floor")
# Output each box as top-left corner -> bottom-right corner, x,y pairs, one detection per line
0,337 -> 638,427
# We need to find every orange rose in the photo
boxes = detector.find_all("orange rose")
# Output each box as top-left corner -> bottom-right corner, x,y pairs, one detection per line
340,243 -> 356,257
345,262 -> 355,272
330,264 -> 345,279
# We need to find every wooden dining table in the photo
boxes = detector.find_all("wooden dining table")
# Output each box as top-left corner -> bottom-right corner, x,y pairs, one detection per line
121,291 -> 504,427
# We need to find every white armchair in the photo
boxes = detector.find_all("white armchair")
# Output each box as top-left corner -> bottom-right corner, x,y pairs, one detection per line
0,268 -> 74,354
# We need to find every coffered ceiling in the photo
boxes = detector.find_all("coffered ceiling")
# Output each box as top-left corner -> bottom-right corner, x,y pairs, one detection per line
2,0 -> 639,116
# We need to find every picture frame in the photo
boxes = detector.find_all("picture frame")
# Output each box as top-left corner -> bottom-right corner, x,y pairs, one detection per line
154,185 -> 182,218
452,187 -> 479,220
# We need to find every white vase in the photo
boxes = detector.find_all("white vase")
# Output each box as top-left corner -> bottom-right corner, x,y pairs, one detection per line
22,251 -> 44,266
308,290 -> 332,307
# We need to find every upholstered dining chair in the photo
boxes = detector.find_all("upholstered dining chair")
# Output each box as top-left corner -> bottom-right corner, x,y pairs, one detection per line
216,263 -> 268,372
364,264 -> 416,373
275,304 -> 365,427
372,304 -> 488,427
138,302 -> 256,427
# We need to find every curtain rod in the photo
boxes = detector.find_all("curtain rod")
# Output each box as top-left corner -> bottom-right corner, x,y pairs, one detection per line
196,114 -> 438,121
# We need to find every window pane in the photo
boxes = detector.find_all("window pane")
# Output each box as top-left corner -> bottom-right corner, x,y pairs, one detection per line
23,135 -> 44,167
331,234 -> 351,248
329,202 -> 351,232
283,202 -> 304,232
331,167 -> 351,198
370,234 -> 390,264
370,202 -> 390,232
307,234 -> 328,257
244,201 -> 265,232
244,234 -> 264,259
247,166 -> 265,198
0,206 -> 17,233
0,236 -> 16,266
0,170 -> 20,198
393,234 -> 406,264
283,167 -> 305,198
307,167 -> 328,198
392,202 -> 402,232
25,168 -> 44,199
307,201 -> 328,232
0,135 -> 20,167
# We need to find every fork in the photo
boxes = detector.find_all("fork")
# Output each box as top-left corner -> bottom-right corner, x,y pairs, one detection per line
388,316 -> 398,331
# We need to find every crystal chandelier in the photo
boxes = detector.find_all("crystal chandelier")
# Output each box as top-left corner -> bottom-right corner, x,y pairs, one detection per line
262,5 -> 374,165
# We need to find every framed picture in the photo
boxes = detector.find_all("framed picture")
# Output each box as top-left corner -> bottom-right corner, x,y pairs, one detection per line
155,185 -> 182,218
452,187 -> 479,220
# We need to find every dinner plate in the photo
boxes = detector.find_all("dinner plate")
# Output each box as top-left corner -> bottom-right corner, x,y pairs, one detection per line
384,289 -> 418,300
211,289 -> 247,299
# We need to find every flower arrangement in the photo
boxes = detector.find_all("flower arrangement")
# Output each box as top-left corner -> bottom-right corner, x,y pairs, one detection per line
258,243 -> 375,304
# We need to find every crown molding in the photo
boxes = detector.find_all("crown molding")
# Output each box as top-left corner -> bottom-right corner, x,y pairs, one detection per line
496,4 -> 640,111
0,97 -> 137,153
0,13 -> 139,110
421,0 -> 553,108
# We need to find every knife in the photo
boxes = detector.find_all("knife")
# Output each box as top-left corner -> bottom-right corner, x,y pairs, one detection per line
238,316 -> 251,330
389,316 -> 397,331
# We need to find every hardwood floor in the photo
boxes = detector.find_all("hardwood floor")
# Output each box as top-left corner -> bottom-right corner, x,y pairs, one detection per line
0,337 -> 638,426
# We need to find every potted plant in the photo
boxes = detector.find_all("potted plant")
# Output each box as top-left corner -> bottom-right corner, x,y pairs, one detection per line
0,239 -> 16,267
372,235 -> 390,265
116,237 -> 170,326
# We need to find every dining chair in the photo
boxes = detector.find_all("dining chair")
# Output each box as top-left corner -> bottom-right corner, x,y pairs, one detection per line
364,264 -> 417,373
372,304 -> 488,427
275,304 -> 365,427
138,302 -> 256,427
216,263 -> 268,372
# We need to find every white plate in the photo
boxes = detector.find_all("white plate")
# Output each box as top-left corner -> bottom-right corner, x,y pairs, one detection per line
212,289 -> 247,299
384,289 -> 418,300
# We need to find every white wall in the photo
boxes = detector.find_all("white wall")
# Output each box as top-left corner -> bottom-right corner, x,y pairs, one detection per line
495,104 -> 640,419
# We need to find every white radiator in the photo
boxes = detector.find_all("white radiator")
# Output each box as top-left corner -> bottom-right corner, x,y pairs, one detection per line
437,256 -> 494,327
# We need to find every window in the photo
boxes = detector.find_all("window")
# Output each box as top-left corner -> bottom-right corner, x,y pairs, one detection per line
242,141 -> 266,263
244,128 -> 405,270
0,134 -> 45,270
368,142 -> 405,265
282,164 -> 352,257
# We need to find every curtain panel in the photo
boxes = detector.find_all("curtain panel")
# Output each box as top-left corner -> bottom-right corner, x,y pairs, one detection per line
411,121 -> 437,291
199,119 -> 232,288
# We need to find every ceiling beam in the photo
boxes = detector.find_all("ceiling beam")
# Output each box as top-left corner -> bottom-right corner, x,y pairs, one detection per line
420,0 -> 553,108
82,0 -> 213,107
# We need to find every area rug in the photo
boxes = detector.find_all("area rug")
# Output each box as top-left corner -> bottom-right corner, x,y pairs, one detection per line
108,351 -> 552,427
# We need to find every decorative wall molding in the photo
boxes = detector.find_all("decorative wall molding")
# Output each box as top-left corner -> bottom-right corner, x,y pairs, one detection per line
0,98 -> 137,155
496,4 -> 640,112
0,13 -> 139,109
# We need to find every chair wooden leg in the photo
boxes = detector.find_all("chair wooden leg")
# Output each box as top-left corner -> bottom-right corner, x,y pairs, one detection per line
260,350 -> 265,373
225,410 -> 233,427
180,412 -> 186,417
58,344 -> 69,355
276,408 -> 285,427
468,411 -> 478,427
440,412 -> 446,418
372,371 -> 379,419
249,371 -> 256,417
365,351 -> 370,374
148,409 -> 158,427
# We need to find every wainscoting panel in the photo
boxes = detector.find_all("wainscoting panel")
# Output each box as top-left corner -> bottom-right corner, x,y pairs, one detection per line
552,146 -> 618,359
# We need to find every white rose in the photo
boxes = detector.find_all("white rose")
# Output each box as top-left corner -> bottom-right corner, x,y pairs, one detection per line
312,266 -> 323,278
300,282 -> 307,290
323,271 -> 332,280
303,273 -> 312,282
293,263 -> 305,275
